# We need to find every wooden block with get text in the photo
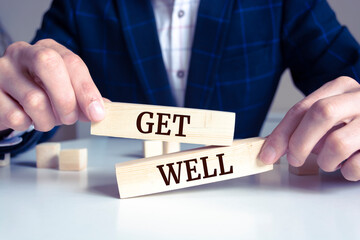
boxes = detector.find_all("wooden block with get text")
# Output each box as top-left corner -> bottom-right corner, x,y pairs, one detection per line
289,153 -> 319,176
59,149 -> 88,171
36,142 -> 61,169
91,102 -> 235,146
143,140 -> 163,158
116,137 -> 273,198
163,141 -> 181,154
0,153 -> 10,167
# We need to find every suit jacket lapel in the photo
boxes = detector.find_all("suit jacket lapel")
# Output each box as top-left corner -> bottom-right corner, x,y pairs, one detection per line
185,0 -> 235,108
116,0 -> 176,106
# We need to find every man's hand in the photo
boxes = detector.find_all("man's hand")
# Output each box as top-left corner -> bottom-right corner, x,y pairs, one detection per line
260,76 -> 360,181
0,39 -> 105,132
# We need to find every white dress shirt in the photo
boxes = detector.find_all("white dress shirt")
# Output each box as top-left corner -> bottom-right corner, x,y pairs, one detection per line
151,0 -> 200,106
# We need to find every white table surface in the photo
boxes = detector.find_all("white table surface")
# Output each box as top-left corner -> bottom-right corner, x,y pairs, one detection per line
1,119 -> 360,240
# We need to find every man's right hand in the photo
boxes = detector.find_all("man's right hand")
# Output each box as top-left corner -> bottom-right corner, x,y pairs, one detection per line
0,39 -> 105,132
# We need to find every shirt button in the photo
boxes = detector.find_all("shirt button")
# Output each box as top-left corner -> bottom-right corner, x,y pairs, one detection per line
178,10 -> 185,18
177,70 -> 185,78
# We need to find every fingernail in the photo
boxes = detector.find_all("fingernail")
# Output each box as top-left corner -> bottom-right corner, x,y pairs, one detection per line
287,153 -> 301,167
260,145 -> 276,164
88,101 -> 105,122
62,111 -> 78,124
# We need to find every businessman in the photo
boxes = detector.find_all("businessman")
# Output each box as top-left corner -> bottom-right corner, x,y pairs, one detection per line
1,0 -> 360,181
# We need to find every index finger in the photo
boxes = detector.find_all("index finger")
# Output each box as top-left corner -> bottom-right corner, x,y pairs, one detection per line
14,42 -> 77,125
36,39 -> 105,122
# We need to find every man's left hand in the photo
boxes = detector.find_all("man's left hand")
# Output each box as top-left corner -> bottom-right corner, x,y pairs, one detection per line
260,76 -> 360,181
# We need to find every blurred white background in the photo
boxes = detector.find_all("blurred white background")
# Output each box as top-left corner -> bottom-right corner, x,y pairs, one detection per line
0,0 -> 359,139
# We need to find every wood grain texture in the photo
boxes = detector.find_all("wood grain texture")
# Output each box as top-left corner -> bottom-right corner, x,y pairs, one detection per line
36,143 -> 61,169
59,149 -> 88,171
143,140 -> 163,158
91,102 -> 235,146
116,137 -> 273,198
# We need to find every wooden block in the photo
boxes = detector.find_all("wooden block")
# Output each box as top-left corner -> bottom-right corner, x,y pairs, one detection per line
59,148 -> 88,171
0,153 -> 10,167
91,102 -> 235,146
143,140 -> 163,158
36,143 -> 61,169
289,153 -> 319,176
163,141 -> 181,154
116,137 -> 273,198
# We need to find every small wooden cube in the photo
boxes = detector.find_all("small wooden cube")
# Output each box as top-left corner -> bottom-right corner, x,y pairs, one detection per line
289,153 -> 319,176
0,153 -> 10,167
143,140 -> 163,158
163,142 -> 181,154
36,142 -> 61,169
59,148 -> 88,171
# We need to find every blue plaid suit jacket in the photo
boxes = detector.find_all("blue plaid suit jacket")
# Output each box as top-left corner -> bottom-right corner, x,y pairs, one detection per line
4,0 -> 360,155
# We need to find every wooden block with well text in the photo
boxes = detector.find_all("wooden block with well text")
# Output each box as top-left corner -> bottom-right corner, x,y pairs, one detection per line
91,102 -> 235,146
116,137 -> 273,198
